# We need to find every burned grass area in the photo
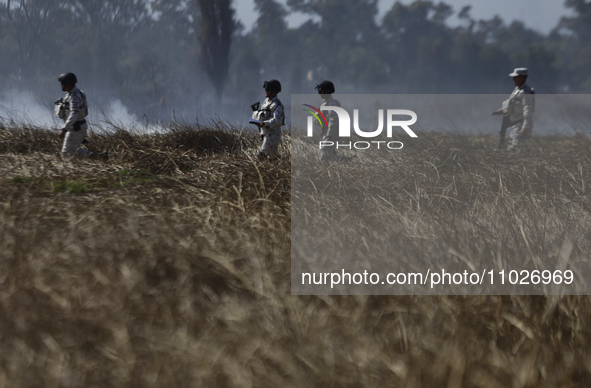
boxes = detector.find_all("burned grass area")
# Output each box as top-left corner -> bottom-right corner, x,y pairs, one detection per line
1,123 -> 591,387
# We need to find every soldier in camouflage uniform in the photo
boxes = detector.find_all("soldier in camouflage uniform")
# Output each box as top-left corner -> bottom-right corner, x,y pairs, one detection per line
253,79 -> 284,160
493,68 -> 535,151
315,80 -> 341,161
55,73 -> 107,159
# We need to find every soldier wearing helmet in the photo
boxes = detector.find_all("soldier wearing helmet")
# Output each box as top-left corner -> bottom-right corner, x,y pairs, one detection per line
55,73 -> 107,159
253,79 -> 284,160
315,80 -> 341,161
493,68 -> 535,151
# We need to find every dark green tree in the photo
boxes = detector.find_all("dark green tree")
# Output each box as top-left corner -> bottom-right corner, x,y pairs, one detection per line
551,0 -> 591,90
196,0 -> 237,103
253,0 -> 288,73
1,0 -> 69,80
381,1 -> 454,92
287,0 -> 386,89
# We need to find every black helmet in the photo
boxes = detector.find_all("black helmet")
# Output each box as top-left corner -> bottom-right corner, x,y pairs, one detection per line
315,80 -> 335,94
263,79 -> 281,93
58,73 -> 77,85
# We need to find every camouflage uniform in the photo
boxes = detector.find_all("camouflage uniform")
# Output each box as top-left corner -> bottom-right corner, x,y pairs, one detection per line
56,86 -> 91,158
320,95 -> 341,161
257,97 -> 284,159
503,84 -> 535,151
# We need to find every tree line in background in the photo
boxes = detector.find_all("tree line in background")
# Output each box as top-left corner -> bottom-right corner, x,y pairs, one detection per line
0,0 -> 590,117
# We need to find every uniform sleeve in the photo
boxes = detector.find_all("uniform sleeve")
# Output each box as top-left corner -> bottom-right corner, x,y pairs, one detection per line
522,93 -> 535,129
64,93 -> 81,130
264,103 -> 284,128
325,101 -> 340,138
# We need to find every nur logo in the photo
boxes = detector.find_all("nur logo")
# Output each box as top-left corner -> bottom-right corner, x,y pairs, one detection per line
302,104 -> 329,130
303,104 -> 418,138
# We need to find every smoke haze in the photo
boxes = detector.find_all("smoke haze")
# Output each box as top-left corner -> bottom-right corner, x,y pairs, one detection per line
1,0 -> 590,131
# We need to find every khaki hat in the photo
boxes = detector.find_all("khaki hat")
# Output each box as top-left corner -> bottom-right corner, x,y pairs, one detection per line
509,68 -> 528,77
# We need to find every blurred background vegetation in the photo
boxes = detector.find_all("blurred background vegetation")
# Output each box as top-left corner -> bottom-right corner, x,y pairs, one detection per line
1,0 -> 590,119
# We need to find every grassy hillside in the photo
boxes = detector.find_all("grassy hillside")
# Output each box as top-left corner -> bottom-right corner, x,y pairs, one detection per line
1,122 -> 591,387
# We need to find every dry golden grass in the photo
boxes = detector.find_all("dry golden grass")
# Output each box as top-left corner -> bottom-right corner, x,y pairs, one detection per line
1,122 -> 591,387
291,132 -> 591,296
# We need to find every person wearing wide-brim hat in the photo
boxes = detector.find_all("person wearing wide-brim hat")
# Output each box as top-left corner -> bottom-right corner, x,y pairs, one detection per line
493,68 -> 536,151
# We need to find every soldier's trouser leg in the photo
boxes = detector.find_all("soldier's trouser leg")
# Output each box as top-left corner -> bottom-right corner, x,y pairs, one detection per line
320,134 -> 338,161
61,125 -> 91,158
260,129 -> 282,160
507,125 -> 531,151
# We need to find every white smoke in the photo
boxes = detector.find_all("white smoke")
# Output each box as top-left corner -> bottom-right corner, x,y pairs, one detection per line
92,99 -> 137,128
0,90 -> 143,131
0,90 -> 57,127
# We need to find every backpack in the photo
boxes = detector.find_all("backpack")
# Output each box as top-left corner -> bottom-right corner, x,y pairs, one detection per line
54,90 -> 88,121
251,99 -> 285,125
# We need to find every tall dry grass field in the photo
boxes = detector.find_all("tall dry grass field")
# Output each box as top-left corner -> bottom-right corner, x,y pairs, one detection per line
1,121 -> 591,387
291,131 -> 591,296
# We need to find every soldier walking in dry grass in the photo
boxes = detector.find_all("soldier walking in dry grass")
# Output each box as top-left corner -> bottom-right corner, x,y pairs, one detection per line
493,68 -> 536,151
315,80 -> 341,161
253,79 -> 284,160
55,73 -> 107,160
